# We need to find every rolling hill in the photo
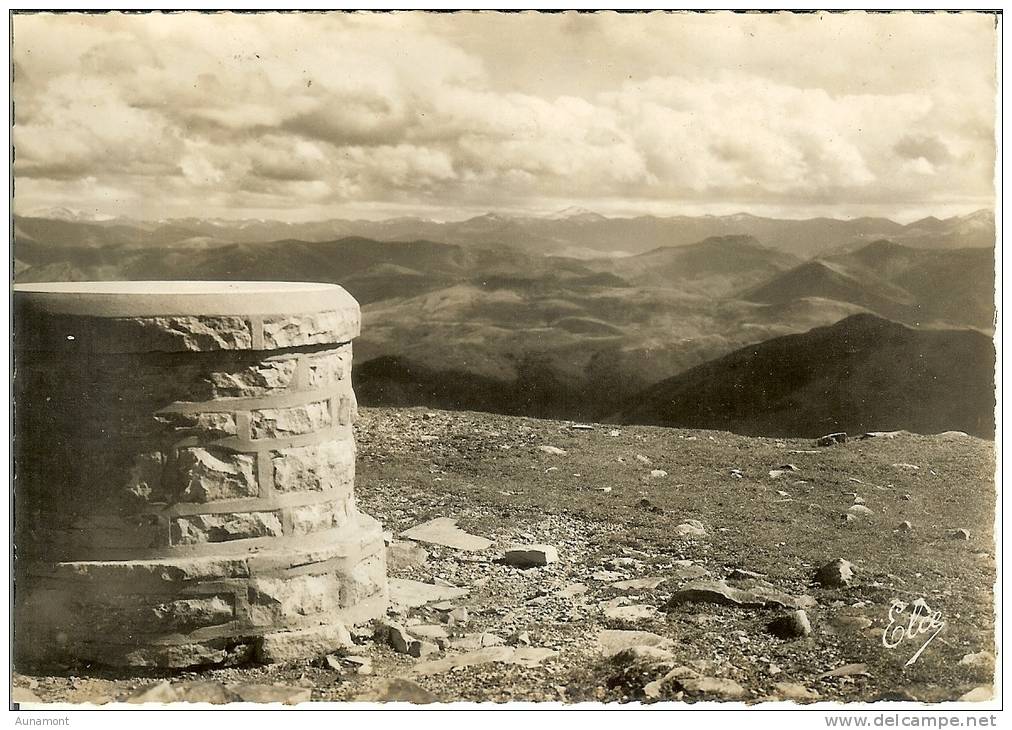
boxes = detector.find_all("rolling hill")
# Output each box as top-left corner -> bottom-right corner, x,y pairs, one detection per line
744,240 -> 995,330
618,313 -> 995,438
584,235 -> 801,296
13,220 -> 995,433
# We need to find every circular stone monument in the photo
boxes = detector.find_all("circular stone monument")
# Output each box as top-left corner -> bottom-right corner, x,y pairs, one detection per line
13,281 -> 387,668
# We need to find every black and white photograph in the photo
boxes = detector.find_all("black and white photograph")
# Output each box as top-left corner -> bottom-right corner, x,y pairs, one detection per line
7,8 -> 1001,714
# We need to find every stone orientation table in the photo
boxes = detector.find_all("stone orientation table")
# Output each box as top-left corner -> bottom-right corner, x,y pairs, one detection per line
13,282 -> 388,667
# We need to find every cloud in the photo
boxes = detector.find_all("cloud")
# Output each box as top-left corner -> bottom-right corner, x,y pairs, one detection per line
11,11 -> 997,220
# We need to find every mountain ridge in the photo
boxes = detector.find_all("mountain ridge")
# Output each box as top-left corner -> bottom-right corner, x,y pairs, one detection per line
618,313 -> 995,438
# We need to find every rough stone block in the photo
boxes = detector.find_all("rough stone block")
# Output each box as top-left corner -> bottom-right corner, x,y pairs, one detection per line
336,394 -> 358,426
255,623 -> 353,664
45,556 -> 252,584
306,348 -> 350,388
207,357 -> 298,398
290,500 -> 349,536
81,593 -> 236,634
272,441 -> 355,493
156,411 -> 238,438
109,316 -> 253,352
175,448 -> 258,502
262,311 -> 357,349
113,640 -> 252,669
342,552 -> 388,608
172,511 -> 283,545
251,401 -> 331,439
247,574 -> 342,625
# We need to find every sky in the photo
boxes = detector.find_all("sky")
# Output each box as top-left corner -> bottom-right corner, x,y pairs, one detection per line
11,11 -> 999,223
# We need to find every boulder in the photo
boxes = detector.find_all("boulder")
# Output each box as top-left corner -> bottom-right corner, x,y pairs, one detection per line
774,682 -> 820,702
352,678 -> 437,704
505,544 -> 559,567
229,684 -> 312,705
679,676 -> 747,700
597,629 -> 675,657
666,579 -> 809,610
768,610 -> 813,639
816,559 -> 856,587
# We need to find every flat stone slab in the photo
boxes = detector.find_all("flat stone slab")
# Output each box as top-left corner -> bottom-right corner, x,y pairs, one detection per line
666,579 -> 813,611
412,646 -> 558,676
353,678 -> 437,704
604,604 -> 660,622
400,518 -> 493,551
597,629 -> 675,657
230,684 -> 312,705
388,578 -> 468,609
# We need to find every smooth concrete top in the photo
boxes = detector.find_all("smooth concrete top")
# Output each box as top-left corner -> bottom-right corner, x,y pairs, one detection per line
13,281 -> 359,318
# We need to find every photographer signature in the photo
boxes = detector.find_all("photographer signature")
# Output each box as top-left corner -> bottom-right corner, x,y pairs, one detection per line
882,598 -> 945,666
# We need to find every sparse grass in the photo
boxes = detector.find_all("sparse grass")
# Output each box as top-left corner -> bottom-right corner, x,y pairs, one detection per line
15,407 -> 996,705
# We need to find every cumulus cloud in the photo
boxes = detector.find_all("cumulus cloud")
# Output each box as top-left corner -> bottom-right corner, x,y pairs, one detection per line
11,11 -> 997,220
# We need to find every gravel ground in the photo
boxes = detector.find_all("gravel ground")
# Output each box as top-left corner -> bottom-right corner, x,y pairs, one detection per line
13,407 -> 997,706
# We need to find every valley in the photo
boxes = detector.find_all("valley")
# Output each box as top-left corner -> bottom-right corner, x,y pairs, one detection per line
13,208 -> 996,438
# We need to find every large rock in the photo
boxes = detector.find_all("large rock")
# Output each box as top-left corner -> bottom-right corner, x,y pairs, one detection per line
774,682 -> 820,702
353,678 -> 437,704
256,623 -> 354,664
816,559 -> 856,587
666,580 -> 811,610
505,544 -> 559,567
230,684 -> 312,705
597,629 -> 675,657
768,610 -> 813,639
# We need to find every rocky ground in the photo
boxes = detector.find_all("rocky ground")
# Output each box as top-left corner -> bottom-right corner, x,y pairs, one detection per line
13,407 -> 997,705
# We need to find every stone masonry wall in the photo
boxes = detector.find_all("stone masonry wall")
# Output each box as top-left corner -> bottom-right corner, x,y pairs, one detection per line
14,302 -> 387,668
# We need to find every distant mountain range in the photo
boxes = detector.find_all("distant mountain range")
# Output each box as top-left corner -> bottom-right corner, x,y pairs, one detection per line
15,207 -> 995,259
618,314 -> 995,438
13,210 -> 995,437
